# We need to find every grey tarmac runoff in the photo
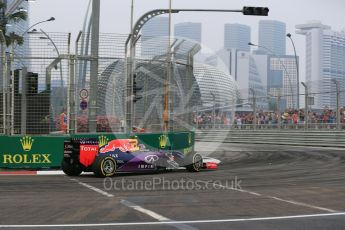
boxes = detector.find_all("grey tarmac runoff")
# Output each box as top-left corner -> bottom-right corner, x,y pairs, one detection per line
0,142 -> 345,230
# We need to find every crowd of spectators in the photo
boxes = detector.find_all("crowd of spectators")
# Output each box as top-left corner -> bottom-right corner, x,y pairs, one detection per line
194,107 -> 345,129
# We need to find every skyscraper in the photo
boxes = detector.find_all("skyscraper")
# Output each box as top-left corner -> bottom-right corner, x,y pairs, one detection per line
258,20 -> 286,55
174,22 -> 202,43
141,16 -> 169,42
141,16 -> 169,57
266,55 -> 298,109
224,23 -> 251,51
4,0 -> 29,69
296,21 -> 345,109
205,49 -> 268,110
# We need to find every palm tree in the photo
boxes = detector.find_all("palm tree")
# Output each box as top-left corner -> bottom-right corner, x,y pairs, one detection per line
0,1 -> 28,47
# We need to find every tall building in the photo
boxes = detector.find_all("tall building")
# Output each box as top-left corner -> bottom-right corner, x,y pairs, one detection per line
224,23 -> 251,52
205,49 -> 267,110
266,55 -> 298,109
174,22 -> 202,43
258,20 -> 286,55
141,16 -> 169,41
4,0 -> 29,68
296,21 -> 345,109
205,49 -> 298,110
141,16 -> 169,57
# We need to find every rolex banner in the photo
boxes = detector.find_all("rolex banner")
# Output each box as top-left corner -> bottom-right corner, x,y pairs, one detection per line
0,132 -> 194,169
0,136 -> 66,168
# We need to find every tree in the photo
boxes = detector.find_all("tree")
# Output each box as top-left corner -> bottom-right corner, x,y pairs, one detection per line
0,1 -> 28,47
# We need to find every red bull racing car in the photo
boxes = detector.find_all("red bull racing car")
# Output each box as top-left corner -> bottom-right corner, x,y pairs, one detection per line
62,138 -> 218,177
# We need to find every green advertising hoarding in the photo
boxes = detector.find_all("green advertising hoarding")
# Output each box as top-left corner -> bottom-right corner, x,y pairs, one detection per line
0,135 -> 67,169
0,131 -> 194,169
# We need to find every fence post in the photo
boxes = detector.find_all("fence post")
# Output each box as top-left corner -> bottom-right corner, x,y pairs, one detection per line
21,67 -> 27,134
1,31 -> 6,134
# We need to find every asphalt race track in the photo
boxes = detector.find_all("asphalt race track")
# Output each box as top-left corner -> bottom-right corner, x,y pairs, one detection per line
1,142 -> 345,230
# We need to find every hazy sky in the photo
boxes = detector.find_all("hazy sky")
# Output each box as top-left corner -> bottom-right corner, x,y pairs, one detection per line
29,0 -> 345,82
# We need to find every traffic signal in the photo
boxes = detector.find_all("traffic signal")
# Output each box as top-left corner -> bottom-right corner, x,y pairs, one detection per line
133,74 -> 143,103
243,7 -> 269,16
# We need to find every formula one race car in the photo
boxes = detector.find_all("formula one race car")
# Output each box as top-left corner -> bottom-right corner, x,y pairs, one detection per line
62,138 -> 218,177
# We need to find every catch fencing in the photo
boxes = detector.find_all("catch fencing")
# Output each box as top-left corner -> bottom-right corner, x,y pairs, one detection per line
0,32 -> 199,136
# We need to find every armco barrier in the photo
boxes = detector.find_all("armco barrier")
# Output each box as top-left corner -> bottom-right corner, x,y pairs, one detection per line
195,130 -> 345,148
0,132 -> 194,169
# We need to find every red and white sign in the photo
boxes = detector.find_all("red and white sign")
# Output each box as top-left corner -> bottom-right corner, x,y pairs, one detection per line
79,89 -> 89,99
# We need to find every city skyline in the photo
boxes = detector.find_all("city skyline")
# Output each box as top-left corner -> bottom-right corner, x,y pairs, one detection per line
27,0 -> 345,109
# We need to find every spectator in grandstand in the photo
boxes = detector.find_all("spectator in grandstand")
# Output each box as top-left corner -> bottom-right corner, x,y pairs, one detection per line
59,108 -> 67,133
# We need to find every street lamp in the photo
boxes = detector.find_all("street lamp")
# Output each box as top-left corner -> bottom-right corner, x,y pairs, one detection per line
248,42 -> 296,109
301,82 -> 308,130
286,33 -> 300,109
11,17 -> 55,51
39,29 -> 64,94
22,17 -> 55,36
332,79 -> 341,130
249,88 -> 256,130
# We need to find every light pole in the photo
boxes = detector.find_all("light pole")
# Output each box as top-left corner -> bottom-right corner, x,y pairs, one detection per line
332,79 -> 341,130
248,42 -> 296,109
301,82 -> 308,130
210,92 -> 216,129
249,88 -> 256,130
286,33 -> 300,109
38,30 -> 65,134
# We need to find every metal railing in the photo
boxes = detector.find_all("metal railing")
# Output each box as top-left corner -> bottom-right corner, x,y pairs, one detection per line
195,123 -> 345,131
195,129 -> 345,148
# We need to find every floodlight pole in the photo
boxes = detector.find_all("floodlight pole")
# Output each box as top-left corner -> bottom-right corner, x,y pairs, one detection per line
88,0 -> 100,133
126,6 -> 269,133
332,79 -> 341,130
287,33 -> 300,109
301,82 -> 308,130
249,88 -> 256,130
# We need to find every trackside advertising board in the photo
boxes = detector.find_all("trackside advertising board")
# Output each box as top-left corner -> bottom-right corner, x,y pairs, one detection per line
0,132 -> 194,169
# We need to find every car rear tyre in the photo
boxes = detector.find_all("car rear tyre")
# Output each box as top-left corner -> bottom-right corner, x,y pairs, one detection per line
61,159 -> 83,176
92,156 -> 117,177
186,153 -> 203,172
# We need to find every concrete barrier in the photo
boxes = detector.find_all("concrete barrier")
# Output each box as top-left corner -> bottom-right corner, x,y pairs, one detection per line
195,130 -> 345,148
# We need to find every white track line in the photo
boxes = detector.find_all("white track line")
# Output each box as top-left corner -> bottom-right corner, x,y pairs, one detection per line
121,200 -> 170,221
203,181 -> 339,213
69,178 -> 114,198
69,179 -> 196,230
270,196 -> 337,213
1,212 -> 345,228
121,200 -> 197,230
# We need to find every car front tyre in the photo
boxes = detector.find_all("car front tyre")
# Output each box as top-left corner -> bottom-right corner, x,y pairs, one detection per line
186,153 -> 203,172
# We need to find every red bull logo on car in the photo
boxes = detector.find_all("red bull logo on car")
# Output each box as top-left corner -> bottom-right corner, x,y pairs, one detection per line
100,139 -> 139,153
